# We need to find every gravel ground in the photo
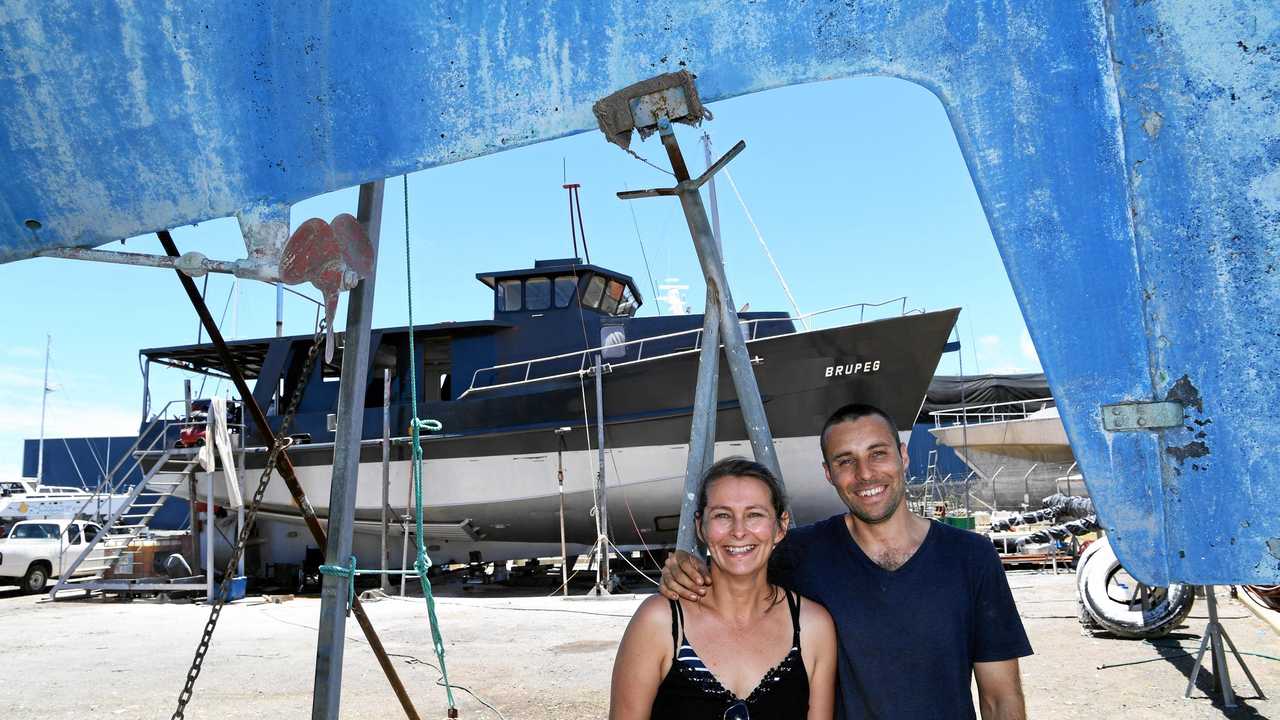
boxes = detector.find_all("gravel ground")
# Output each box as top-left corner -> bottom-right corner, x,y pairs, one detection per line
1,570 -> 1277,718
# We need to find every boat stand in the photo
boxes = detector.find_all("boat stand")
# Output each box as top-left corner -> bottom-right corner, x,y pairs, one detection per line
593,71 -> 786,553
157,201 -> 423,720
1185,586 -> 1266,707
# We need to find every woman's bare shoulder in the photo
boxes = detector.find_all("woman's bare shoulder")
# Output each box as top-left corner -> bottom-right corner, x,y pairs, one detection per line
631,593 -> 676,629
796,594 -> 835,634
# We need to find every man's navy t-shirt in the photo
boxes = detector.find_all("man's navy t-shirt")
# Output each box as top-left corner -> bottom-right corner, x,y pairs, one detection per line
772,515 -> 1032,719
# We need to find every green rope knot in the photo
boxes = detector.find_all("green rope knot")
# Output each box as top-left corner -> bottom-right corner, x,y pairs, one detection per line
412,418 -> 443,433
318,555 -> 358,610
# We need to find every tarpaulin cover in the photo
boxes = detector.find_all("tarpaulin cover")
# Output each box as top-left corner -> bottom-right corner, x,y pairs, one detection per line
919,374 -> 1051,422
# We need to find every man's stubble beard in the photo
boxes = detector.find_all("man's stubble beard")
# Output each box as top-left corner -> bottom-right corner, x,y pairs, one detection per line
844,476 -> 907,525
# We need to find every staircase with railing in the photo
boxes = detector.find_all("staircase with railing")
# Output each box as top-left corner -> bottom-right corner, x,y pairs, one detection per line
49,401 -> 236,599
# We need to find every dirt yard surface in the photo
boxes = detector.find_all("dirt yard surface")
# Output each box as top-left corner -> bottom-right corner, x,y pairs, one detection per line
1,571 -> 1277,718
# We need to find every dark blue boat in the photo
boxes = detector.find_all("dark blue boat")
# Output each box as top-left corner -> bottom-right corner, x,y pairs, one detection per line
140,257 -> 957,565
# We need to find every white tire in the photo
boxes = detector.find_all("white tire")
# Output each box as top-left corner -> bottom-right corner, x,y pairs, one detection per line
1078,537 -> 1194,639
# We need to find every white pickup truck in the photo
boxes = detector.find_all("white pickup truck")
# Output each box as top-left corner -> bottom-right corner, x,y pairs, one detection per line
0,518 -> 105,593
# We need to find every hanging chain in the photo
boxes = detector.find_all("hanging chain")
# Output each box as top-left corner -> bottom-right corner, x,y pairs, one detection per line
172,320 -> 328,720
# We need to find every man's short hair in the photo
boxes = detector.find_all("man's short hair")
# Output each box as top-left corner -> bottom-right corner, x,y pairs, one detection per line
819,403 -> 901,463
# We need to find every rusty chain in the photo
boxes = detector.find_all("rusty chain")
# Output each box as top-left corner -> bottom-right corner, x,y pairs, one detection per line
172,320 -> 327,720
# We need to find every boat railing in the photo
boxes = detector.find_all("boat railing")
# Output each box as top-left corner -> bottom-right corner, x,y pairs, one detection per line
68,401 -> 182,522
930,397 -> 1057,429
70,400 -> 245,523
460,297 -> 919,397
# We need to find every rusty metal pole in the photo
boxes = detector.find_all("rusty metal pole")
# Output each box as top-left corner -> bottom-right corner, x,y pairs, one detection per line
313,180 -> 383,720
157,229 -> 421,720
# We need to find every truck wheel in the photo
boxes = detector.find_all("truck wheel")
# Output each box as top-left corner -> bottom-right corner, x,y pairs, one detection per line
22,564 -> 49,594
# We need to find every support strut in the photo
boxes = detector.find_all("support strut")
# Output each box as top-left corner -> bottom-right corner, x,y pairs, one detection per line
157,228 -> 423,720
312,180 -> 384,719
613,117 -> 784,553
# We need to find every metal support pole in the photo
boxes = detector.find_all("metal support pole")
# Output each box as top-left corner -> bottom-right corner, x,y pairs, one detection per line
141,359 -> 152,423
187,471 -> 199,575
653,120 -> 783,485
592,357 -> 611,594
205,467 -> 214,604
990,466 -> 1005,513
236,427 -> 246,578
313,180 -> 383,720
380,369 -> 392,593
616,119 -> 783,547
1021,463 -> 1038,511
157,230 -> 421,720
701,133 -> 722,253
276,282 -> 285,337
184,379 -> 197,572
676,301 -> 721,553
556,428 -> 571,596
37,334 -> 50,485
400,475 -> 413,597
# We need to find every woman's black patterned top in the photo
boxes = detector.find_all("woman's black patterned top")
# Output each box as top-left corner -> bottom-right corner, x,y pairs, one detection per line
650,589 -> 809,718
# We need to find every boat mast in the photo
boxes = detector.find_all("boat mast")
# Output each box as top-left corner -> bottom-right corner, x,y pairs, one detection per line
701,133 -> 723,255
36,333 -> 50,485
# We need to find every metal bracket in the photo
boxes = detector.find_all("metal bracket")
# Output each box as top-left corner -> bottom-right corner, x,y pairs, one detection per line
617,140 -> 746,201
1101,401 -> 1184,431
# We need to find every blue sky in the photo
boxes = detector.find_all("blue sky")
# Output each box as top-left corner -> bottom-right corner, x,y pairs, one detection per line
0,76 -> 1040,479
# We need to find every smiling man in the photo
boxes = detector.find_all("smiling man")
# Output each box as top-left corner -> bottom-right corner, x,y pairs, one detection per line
662,403 -> 1031,719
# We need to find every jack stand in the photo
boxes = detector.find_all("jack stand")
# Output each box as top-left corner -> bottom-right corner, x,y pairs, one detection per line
594,70 -> 784,556
1185,586 -> 1266,707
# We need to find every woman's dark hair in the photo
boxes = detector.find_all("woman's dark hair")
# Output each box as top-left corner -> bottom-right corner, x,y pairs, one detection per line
696,456 -> 788,524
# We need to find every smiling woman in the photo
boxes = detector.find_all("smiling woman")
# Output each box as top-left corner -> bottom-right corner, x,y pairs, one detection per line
609,458 -> 837,720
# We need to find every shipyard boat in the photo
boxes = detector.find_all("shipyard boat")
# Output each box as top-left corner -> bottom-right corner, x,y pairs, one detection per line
929,396 -> 1089,511
139,258 -> 958,566
0,478 -> 131,531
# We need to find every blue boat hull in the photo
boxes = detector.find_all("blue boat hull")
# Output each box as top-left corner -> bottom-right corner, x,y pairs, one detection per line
1,2 -> 1276,583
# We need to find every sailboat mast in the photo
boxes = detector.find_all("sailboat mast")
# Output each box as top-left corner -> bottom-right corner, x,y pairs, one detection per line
36,333 -> 50,484
701,133 -> 723,254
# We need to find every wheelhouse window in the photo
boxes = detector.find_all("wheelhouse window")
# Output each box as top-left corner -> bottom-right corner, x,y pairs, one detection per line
600,280 -> 625,315
582,275 -> 606,309
554,276 -> 577,308
497,279 -> 523,311
615,285 -> 638,317
525,277 -> 551,311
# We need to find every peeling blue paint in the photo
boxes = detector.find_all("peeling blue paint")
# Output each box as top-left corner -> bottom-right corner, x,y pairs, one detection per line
0,1 -> 1276,583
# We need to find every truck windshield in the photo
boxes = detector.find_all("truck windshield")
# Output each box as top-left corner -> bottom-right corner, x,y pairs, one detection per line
10,523 -> 58,539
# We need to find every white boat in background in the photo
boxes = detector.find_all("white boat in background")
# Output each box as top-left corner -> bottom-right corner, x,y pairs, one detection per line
929,399 -> 1089,511
0,478 -> 132,527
